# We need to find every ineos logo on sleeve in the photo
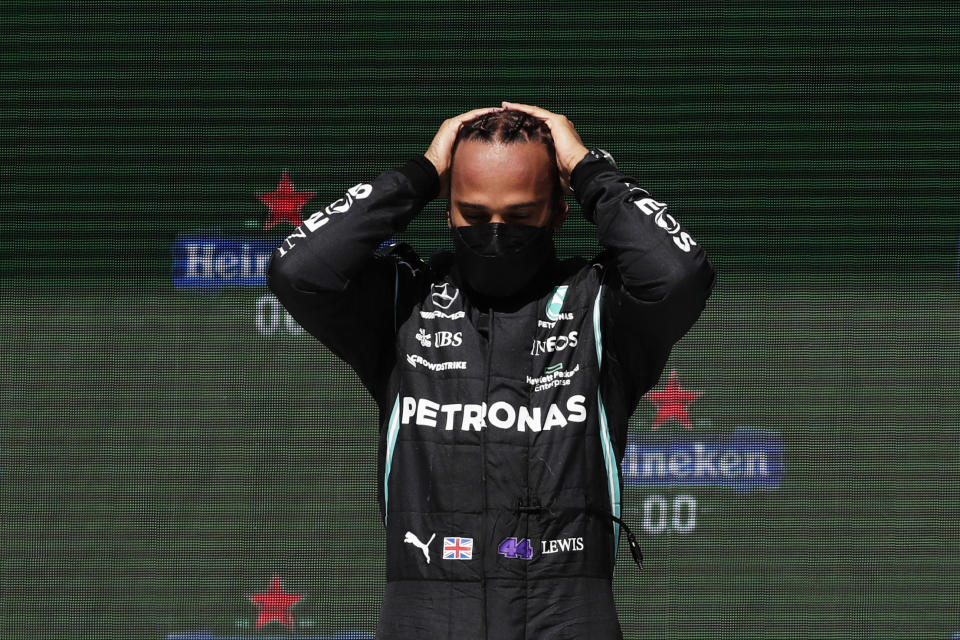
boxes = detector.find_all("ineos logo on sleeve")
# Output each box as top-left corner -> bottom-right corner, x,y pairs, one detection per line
276,183 -> 373,257
626,185 -> 699,253
303,183 -> 373,232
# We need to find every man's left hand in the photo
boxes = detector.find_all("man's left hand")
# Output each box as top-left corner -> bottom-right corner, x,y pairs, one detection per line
501,102 -> 590,192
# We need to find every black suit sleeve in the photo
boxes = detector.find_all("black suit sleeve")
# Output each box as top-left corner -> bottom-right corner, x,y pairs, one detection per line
265,156 -> 440,399
571,149 -> 718,413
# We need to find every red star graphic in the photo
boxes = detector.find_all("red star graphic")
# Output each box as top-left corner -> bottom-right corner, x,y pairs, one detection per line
644,370 -> 704,430
257,171 -> 315,230
247,574 -> 304,630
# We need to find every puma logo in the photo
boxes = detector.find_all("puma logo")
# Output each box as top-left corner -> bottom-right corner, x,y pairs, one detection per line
404,531 -> 436,564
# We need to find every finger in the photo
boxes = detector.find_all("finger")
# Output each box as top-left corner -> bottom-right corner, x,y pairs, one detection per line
451,106 -> 503,126
501,101 -> 555,121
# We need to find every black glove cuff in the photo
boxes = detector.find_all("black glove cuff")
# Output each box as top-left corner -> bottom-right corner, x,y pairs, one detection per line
570,148 -> 618,196
399,155 -> 441,202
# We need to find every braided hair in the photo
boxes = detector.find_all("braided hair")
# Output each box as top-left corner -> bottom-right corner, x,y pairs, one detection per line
454,109 -> 556,150
450,109 -> 562,205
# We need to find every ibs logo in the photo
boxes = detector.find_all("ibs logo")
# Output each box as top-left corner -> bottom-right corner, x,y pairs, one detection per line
624,369 -> 784,535
415,328 -> 463,348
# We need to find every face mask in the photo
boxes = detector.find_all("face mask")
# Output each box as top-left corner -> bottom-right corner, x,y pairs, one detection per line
451,222 -> 556,298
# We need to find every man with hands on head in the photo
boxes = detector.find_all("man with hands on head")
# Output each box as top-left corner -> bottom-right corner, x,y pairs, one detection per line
267,102 -> 716,639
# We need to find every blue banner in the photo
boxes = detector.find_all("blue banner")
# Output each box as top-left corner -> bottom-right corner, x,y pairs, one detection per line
171,235 -> 281,289
622,428 -> 783,492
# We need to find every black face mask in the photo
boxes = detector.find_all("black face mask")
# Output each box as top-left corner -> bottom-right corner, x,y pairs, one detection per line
451,222 -> 556,298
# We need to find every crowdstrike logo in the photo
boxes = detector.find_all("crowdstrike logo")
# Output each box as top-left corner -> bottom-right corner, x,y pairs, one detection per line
405,354 -> 467,371
400,395 -> 587,432
531,331 -> 578,356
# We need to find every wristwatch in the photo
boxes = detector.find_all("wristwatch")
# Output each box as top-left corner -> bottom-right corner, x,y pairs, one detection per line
588,148 -> 617,168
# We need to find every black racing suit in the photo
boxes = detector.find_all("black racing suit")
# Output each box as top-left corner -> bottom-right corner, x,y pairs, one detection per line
266,148 -> 717,639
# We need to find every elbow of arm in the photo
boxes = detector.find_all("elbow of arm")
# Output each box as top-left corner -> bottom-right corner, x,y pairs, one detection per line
266,249 -> 349,297
621,259 -> 716,344
623,256 -> 715,306
265,251 -> 296,297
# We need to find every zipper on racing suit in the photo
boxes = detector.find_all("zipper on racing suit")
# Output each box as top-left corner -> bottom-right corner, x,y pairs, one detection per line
479,307 -> 494,638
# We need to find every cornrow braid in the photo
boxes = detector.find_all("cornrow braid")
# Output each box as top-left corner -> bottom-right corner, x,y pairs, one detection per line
449,109 -> 562,206
454,109 -> 556,153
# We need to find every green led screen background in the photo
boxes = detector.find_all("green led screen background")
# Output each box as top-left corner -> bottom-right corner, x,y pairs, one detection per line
4,2 -> 959,639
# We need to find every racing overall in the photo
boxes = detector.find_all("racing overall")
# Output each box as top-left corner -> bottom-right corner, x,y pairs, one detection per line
267,149 -> 717,639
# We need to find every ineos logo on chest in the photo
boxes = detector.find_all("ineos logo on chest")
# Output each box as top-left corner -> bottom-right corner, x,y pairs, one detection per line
531,331 -> 579,356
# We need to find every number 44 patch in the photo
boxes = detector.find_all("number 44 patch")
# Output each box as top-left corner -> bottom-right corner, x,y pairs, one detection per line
498,537 -> 534,560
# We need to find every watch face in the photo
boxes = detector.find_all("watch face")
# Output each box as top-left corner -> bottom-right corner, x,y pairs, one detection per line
592,148 -> 618,168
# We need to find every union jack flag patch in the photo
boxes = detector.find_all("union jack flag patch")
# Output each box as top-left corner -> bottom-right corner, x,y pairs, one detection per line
442,537 -> 473,560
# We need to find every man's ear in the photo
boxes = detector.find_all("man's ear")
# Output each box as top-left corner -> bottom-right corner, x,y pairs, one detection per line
552,200 -> 569,231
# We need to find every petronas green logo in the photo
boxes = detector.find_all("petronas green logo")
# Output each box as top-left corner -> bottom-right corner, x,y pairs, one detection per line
545,285 -> 569,321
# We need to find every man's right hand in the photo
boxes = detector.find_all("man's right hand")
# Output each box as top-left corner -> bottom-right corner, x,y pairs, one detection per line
424,106 -> 502,198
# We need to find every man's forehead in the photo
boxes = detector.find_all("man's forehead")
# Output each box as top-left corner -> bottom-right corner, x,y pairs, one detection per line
451,140 -> 555,189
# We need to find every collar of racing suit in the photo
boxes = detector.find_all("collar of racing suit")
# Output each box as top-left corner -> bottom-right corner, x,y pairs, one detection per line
449,252 -> 562,313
